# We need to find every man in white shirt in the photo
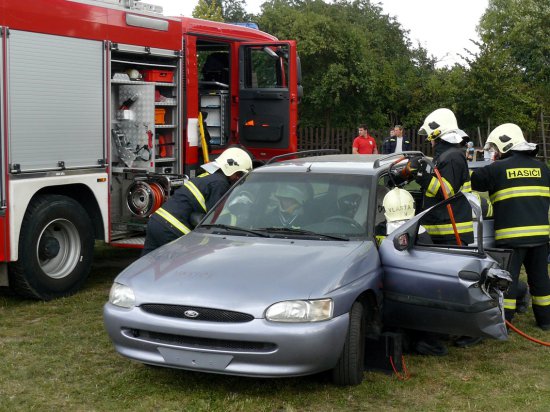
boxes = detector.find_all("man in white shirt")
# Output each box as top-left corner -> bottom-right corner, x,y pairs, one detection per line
381,125 -> 412,153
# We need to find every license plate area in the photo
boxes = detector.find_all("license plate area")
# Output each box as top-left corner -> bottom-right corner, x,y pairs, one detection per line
157,347 -> 233,370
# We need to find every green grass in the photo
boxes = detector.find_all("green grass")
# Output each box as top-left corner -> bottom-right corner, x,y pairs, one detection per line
1,245 -> 550,411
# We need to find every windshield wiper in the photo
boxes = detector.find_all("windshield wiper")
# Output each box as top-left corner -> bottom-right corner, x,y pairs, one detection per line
200,224 -> 270,237
257,227 -> 349,241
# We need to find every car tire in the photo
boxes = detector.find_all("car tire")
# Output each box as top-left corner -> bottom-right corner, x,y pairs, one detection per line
8,195 -> 94,300
332,301 -> 366,386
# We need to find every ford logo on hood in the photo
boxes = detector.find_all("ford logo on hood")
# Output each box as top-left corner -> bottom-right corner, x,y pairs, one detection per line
184,310 -> 199,318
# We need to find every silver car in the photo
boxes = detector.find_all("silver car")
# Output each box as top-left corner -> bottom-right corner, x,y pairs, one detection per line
104,153 -> 511,385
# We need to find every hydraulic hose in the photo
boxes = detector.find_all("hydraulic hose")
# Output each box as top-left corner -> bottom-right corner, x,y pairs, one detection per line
432,166 -> 462,246
506,320 -> 550,347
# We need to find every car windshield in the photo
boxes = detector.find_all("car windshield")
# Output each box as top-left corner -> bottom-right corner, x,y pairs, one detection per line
201,172 -> 371,239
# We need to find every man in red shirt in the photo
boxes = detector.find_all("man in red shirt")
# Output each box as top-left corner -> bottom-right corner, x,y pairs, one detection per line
352,124 -> 378,154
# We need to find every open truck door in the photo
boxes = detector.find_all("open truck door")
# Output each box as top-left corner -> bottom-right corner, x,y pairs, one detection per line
378,193 -> 512,340
238,41 -> 299,157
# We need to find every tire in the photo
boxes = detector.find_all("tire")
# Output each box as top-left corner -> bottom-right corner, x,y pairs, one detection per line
332,301 -> 366,386
8,195 -> 94,300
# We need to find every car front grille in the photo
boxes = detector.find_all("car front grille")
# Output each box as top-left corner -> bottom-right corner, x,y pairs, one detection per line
131,329 -> 277,352
140,304 -> 254,323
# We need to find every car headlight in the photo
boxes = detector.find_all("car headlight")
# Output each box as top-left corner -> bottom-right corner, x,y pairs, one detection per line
265,299 -> 333,322
109,282 -> 136,309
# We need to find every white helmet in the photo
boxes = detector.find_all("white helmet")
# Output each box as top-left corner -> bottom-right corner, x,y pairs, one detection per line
126,69 -> 142,80
419,108 -> 468,144
383,188 -> 415,222
202,147 -> 253,177
485,123 -> 537,154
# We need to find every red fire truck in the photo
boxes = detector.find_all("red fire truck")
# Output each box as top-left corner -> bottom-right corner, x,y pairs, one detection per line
0,0 -> 301,299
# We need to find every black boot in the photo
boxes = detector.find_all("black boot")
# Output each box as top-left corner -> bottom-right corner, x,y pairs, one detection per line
454,336 -> 483,348
415,335 -> 448,356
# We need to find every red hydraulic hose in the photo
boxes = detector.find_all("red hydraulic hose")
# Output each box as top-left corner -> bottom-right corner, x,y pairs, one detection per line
506,320 -> 550,347
432,167 -> 462,246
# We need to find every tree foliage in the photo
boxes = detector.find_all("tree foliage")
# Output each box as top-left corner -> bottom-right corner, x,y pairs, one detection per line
193,0 -> 253,22
222,0 -> 252,21
478,0 -> 550,109
193,0 -> 224,21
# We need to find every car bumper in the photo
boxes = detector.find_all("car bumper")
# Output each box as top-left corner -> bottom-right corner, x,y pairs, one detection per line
103,303 -> 349,377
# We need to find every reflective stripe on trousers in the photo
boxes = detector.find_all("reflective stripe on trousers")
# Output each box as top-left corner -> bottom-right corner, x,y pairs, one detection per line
495,225 -> 550,241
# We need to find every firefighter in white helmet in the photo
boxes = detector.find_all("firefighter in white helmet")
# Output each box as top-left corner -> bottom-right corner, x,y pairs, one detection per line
414,108 -> 474,245
383,188 -> 415,232
273,184 -> 308,227
377,188 -> 431,245
142,147 -> 253,255
379,187 -> 450,355
471,123 -> 550,330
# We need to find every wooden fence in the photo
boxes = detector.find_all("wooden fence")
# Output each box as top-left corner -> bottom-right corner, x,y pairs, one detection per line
297,127 -> 433,156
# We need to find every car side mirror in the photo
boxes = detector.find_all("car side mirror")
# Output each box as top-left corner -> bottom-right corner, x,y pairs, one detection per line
393,232 -> 411,251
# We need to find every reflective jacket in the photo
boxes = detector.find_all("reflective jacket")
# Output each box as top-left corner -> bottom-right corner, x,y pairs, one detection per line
471,151 -> 550,247
153,172 -> 230,235
418,141 -> 474,245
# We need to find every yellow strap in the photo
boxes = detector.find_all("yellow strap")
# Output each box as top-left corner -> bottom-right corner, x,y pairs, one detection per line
532,295 -> 550,306
495,225 -> 550,240
490,186 -> 550,203
198,112 -> 210,163
154,207 -> 191,235
184,180 -> 207,212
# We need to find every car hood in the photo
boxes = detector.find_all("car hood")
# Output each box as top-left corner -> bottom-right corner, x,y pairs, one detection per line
117,232 -> 379,317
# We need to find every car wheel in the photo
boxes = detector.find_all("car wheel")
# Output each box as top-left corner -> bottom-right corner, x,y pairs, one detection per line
332,301 -> 366,386
8,195 -> 94,300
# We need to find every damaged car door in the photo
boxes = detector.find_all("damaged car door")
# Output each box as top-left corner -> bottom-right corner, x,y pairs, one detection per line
378,193 -> 512,340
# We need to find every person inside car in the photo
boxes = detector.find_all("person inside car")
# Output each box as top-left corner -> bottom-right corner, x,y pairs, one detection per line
271,184 -> 308,228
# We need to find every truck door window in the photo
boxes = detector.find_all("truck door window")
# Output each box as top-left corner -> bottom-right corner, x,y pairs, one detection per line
244,45 -> 288,89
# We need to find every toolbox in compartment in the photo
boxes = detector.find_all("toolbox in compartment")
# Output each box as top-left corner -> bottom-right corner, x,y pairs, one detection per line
143,69 -> 174,83
155,108 -> 166,125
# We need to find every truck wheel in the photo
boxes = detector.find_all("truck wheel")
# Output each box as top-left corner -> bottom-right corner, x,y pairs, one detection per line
332,301 -> 366,386
9,195 -> 94,300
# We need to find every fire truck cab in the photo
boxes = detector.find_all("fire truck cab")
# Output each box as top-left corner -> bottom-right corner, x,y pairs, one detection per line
0,0 -> 301,299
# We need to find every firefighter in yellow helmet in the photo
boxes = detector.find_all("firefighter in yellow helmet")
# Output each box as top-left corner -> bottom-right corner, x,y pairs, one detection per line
471,123 -> 550,330
142,147 -> 253,255
416,108 -> 474,245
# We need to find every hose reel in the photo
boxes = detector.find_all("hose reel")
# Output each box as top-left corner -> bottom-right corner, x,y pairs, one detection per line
126,180 -> 166,217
